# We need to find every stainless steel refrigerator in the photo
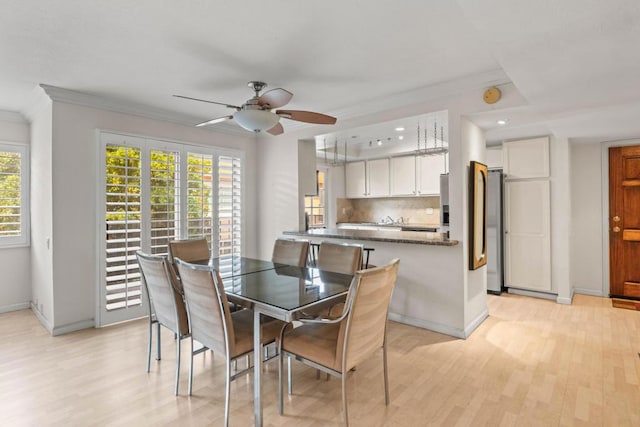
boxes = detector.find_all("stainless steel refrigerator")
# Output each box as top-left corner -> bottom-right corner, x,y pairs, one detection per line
487,169 -> 504,294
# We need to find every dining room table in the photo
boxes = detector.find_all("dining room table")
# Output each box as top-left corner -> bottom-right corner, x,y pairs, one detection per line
200,256 -> 354,426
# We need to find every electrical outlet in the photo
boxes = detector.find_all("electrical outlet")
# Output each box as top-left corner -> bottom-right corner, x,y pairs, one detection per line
426,208 -> 434,214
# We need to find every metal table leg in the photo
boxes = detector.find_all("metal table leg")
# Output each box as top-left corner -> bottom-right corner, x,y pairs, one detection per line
254,309 -> 262,426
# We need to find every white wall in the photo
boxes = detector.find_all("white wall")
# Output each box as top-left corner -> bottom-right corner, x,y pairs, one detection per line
0,113 -> 32,313
460,117 -> 488,334
29,98 -> 54,328
570,142 -> 603,295
31,98 -> 256,333
550,136 -> 572,303
256,136 -> 299,258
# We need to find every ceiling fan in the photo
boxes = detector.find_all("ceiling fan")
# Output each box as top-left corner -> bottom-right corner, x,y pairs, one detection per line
174,81 -> 337,135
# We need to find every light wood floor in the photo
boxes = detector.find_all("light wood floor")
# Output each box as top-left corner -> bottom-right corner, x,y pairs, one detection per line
1,294 -> 639,426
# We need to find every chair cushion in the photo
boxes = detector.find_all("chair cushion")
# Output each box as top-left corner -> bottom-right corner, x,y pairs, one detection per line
282,322 -> 341,372
231,309 -> 285,358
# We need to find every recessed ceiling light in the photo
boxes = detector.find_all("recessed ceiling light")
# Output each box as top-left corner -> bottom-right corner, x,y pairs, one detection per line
497,119 -> 507,125
398,135 -> 404,140
395,127 -> 405,132
377,140 -> 382,146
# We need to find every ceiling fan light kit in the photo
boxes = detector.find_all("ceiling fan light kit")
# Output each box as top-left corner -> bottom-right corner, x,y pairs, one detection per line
234,108 -> 280,132
175,81 -> 336,135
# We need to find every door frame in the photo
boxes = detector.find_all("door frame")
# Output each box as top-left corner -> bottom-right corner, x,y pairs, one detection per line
600,138 -> 640,297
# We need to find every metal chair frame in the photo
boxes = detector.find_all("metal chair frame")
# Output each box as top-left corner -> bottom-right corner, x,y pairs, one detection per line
137,251 -> 190,396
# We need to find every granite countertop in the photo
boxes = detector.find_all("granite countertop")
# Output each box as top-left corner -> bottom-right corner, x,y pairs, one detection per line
337,222 -> 440,231
284,228 -> 458,246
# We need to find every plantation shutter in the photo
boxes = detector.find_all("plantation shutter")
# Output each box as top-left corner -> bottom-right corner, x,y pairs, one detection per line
186,152 -> 214,246
218,155 -> 241,258
149,149 -> 180,255
104,144 -> 142,311
0,143 -> 28,247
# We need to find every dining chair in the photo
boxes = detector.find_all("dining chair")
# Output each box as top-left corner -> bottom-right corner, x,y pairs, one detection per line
316,241 -> 363,275
174,258 -> 285,427
168,238 -> 210,277
278,258 -> 400,426
136,251 -> 190,396
271,238 -> 310,267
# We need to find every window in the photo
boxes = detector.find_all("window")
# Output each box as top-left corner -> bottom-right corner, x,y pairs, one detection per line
304,170 -> 325,228
99,132 -> 243,323
0,143 -> 29,247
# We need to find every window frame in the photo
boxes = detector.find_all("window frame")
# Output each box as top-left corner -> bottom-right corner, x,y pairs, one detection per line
0,141 -> 30,248
304,169 -> 326,229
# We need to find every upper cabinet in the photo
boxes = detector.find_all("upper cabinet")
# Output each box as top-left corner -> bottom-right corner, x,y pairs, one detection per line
348,154 -> 445,198
390,156 -> 416,195
367,158 -> 390,197
503,137 -> 549,179
345,161 -> 366,198
389,154 -> 445,197
417,154 -> 445,195
345,159 -> 390,198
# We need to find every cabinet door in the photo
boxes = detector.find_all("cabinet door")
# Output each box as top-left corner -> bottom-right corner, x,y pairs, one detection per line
503,137 -> 549,179
345,161 -> 366,198
390,156 -> 417,195
417,154 -> 445,195
504,180 -> 551,292
367,158 -> 390,197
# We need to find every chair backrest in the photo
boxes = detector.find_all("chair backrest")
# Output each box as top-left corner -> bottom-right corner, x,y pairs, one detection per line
336,258 -> 400,372
272,238 -> 310,267
136,251 -> 189,336
175,259 -> 234,356
317,241 -> 363,275
168,239 -> 210,265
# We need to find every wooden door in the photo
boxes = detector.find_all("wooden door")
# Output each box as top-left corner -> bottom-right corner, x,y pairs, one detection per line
609,145 -> 640,298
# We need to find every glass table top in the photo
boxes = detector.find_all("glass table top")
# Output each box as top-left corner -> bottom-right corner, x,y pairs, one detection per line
224,265 -> 353,312
190,256 -> 282,278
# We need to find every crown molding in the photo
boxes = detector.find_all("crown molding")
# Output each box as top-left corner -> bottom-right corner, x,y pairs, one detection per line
38,84 -> 250,137
0,110 -> 27,123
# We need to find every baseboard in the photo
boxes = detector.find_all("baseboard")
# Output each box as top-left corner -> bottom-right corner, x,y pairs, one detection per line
0,302 -> 30,314
463,309 -> 489,338
507,288 -> 557,301
556,287 -> 574,305
31,302 -> 53,333
388,312 -> 465,339
573,287 -> 604,297
52,319 -> 95,336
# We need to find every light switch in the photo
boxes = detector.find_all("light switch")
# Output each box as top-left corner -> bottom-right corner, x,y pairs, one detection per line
426,208 -> 434,214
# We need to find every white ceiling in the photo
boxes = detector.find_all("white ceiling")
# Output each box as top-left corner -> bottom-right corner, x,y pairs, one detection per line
1,0 -> 639,144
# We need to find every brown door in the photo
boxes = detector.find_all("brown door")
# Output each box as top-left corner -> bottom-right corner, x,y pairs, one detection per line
609,145 -> 640,298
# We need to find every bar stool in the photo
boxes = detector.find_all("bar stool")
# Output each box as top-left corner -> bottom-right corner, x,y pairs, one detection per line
309,242 -> 320,267
362,247 -> 375,269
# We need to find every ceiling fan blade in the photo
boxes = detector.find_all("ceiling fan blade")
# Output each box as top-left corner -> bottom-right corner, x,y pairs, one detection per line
195,115 -> 233,127
173,95 -> 240,110
276,110 -> 337,125
266,122 -> 284,135
258,88 -> 293,109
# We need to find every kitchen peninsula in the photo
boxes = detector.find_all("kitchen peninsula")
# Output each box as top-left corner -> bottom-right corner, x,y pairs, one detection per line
282,228 -> 471,338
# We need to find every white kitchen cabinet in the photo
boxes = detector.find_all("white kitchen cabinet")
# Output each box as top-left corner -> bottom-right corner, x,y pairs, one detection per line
345,161 -> 366,198
346,159 -> 389,198
417,154 -> 445,195
367,158 -> 390,197
503,137 -> 549,179
390,156 -> 416,196
504,179 -> 551,292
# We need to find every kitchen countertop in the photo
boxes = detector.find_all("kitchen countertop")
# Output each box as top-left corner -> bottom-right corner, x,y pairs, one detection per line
283,228 -> 458,246
337,222 -> 440,231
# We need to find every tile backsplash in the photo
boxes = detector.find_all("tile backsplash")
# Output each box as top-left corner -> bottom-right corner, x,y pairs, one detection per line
336,197 -> 440,225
